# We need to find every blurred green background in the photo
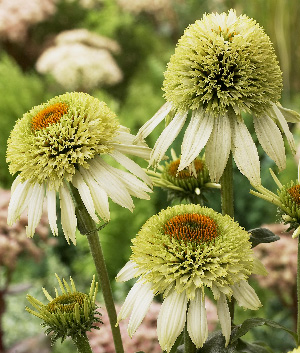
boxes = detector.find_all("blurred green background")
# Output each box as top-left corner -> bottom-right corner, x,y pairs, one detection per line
1,0 -> 300,352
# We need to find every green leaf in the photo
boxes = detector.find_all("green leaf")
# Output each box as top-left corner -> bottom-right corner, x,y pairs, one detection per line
195,331 -> 237,353
248,228 -> 280,248
235,339 -> 274,353
230,318 -> 297,343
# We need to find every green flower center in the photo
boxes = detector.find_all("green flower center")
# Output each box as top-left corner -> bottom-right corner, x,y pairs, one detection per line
167,159 -> 204,179
47,292 -> 87,313
31,103 -> 68,130
163,213 -> 219,244
288,185 -> 300,205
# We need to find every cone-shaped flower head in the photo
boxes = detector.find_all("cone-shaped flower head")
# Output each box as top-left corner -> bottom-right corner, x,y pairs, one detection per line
116,204 -> 267,351
26,274 -> 101,344
251,167 -> 300,238
7,92 -> 152,244
136,9 -> 300,185
148,149 -> 220,204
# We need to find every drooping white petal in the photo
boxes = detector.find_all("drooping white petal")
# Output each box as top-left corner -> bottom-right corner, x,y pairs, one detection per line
59,182 -> 77,245
111,143 -> 152,159
187,289 -> 208,348
272,103 -> 296,154
72,171 -> 99,223
150,110 -> 188,168
47,187 -> 58,236
79,167 -> 110,221
157,289 -> 188,352
128,282 -> 155,337
277,104 -> 300,123
217,293 -> 231,347
179,110 -> 214,172
253,114 -> 286,171
135,102 -> 173,141
205,114 -> 231,182
116,261 -> 139,282
231,118 -> 261,185
252,256 -> 268,276
88,158 -> 134,211
109,150 -> 152,186
26,183 -> 45,237
231,280 -> 261,310
7,179 -> 31,225
11,175 -> 21,194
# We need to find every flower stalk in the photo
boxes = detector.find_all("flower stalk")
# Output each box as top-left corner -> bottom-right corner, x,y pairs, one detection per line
73,334 -> 93,353
71,186 -> 124,353
184,323 -> 196,353
297,236 -> 300,344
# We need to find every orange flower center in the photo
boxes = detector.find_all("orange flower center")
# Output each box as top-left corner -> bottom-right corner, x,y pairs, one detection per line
168,159 -> 204,179
288,185 -> 300,205
31,103 -> 68,130
163,213 -> 219,243
46,292 -> 86,313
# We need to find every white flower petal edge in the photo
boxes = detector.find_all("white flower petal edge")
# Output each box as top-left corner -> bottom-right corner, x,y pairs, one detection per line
187,289 -> 208,348
253,114 -> 286,171
217,293 -> 231,347
7,179 -> 31,225
150,110 -> 188,168
112,143 -> 152,159
231,280 -> 261,310
252,256 -> 268,276
116,261 -> 139,282
178,109 -> 214,172
47,188 -> 58,236
26,183 -> 45,237
59,182 -> 77,245
205,114 -> 231,182
157,289 -> 188,352
135,102 -> 173,141
128,282 -> 155,337
231,117 -> 261,186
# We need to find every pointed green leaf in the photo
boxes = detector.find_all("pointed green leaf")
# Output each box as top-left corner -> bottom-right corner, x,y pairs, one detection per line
236,339 -> 274,353
248,228 -> 280,248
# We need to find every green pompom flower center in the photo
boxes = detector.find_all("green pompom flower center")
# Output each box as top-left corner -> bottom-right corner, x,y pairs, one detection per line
47,292 -> 87,313
163,213 -> 219,244
287,185 -> 300,205
31,103 -> 68,131
167,159 -> 204,179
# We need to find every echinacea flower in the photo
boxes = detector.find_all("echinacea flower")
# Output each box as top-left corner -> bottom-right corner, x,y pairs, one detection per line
147,149 -> 220,203
26,274 -> 101,344
116,204 -> 267,351
6,92 -> 152,244
136,9 -> 300,185
251,167 -> 300,238
288,348 -> 300,353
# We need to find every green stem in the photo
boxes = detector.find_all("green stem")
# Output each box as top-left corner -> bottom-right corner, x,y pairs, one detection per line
297,236 -> 300,344
71,186 -> 124,353
220,154 -> 235,322
184,323 -> 196,353
73,333 -> 93,353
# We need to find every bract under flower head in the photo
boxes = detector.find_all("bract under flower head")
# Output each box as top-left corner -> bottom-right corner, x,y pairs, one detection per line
136,9 -> 300,185
26,274 -> 101,344
116,204 -> 266,351
7,92 -> 152,244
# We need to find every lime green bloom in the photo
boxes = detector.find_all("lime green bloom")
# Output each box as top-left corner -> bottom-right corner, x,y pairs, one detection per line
147,149 -> 220,203
288,348 -> 300,353
7,92 -> 152,244
26,274 -> 101,343
136,9 -> 300,185
251,168 -> 300,238
116,204 -> 266,351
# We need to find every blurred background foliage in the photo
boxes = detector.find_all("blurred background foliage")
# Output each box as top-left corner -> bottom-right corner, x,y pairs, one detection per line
0,0 -> 300,352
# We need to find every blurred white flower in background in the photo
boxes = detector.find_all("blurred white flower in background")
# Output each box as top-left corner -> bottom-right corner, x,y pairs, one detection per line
0,0 -> 56,42
117,0 -> 171,14
36,29 -> 123,91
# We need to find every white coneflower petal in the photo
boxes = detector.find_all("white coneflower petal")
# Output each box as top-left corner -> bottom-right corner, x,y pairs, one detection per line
47,188 -> 58,236
135,102 -> 173,141
253,114 -> 286,171
231,280 -> 261,310
112,143 -> 152,159
127,282 -> 155,337
252,256 -> 268,276
187,289 -> 208,348
232,118 -> 261,186
205,114 -> 231,182
72,171 -> 99,223
110,150 -> 152,186
217,293 -> 231,347
149,110 -> 188,168
7,180 -> 31,225
116,261 -> 139,282
157,289 -> 188,352
178,110 -> 214,172
26,183 -> 45,237
59,182 -> 77,245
